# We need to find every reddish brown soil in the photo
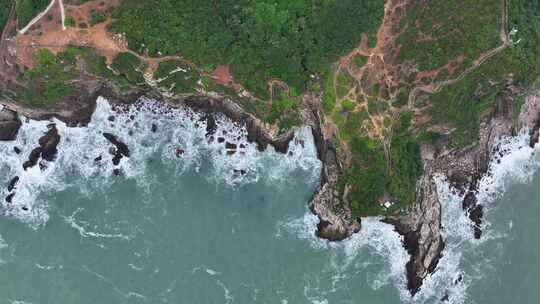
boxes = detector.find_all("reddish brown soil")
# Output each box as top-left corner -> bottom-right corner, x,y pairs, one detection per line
211,65 -> 232,86
6,0 -> 123,68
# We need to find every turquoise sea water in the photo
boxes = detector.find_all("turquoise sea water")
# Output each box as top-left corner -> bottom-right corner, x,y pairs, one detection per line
0,97 -> 539,304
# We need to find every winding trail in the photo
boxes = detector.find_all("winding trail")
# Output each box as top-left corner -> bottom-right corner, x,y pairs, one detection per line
407,0 -> 509,109
19,0 -> 56,34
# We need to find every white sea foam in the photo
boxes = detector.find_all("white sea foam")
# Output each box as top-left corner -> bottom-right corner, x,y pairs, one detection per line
412,128 -> 540,304
280,127 -> 540,304
0,96 -> 321,228
278,212 -> 409,301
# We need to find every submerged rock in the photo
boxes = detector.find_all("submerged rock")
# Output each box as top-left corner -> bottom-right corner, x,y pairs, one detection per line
5,193 -> 15,203
103,133 -> 130,166
175,148 -> 185,157
103,133 -> 130,157
204,114 -> 217,137
22,125 -> 62,170
462,192 -> 483,239
40,126 -> 61,162
7,176 -> 19,192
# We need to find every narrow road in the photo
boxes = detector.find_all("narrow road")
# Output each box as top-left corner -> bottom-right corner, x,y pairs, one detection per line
19,0 -> 66,34
19,0 -> 57,34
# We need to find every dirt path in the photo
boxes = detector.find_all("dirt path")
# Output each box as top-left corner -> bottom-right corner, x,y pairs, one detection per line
19,0 -> 57,34
407,0 -> 509,109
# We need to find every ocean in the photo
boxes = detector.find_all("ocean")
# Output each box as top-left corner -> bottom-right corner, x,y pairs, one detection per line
0,97 -> 539,304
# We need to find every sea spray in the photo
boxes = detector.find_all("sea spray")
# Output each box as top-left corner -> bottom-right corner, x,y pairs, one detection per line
414,128 -> 540,304
0,96 -> 321,228
278,127 -> 540,304
277,213 -> 409,301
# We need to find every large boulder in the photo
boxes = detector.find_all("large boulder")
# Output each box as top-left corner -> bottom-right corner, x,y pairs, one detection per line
0,108 -> 21,141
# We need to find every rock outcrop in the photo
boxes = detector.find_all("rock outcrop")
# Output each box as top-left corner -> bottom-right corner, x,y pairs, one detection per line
0,107 -> 21,141
22,125 -> 61,170
309,138 -> 361,241
386,165 -> 444,295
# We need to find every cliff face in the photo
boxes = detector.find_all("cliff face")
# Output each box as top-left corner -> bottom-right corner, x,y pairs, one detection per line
309,85 -> 540,295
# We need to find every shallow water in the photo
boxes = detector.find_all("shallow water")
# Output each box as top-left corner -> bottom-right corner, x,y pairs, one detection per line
0,97 -> 540,304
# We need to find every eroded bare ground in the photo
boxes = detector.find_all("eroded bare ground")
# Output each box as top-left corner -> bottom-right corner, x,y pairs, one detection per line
327,0 -> 509,166
0,0 -> 259,103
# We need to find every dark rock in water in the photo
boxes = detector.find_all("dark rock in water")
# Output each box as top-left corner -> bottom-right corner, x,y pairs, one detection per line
113,168 -> 122,176
39,161 -> 48,171
314,217 -> 360,241
13,147 -> 21,154
233,169 -> 247,176
441,294 -> 449,302
175,148 -> 185,157
469,205 -> 483,239
225,142 -> 237,150
94,155 -> 102,162
0,108 -> 21,141
217,137 -> 225,143
7,176 -> 19,192
112,153 -> 123,166
108,116 -> 115,122
204,115 -> 217,137
21,206 -> 28,211
151,124 -> 158,133
23,147 -> 43,170
5,193 -> 15,203
103,133 -> 130,157
239,144 -> 246,149
22,125 -> 61,170
462,192 -> 483,239
462,192 -> 477,210
226,150 -> 236,156
39,126 -> 61,162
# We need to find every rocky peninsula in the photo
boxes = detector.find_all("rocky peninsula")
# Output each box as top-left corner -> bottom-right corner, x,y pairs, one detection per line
1,0 -> 539,297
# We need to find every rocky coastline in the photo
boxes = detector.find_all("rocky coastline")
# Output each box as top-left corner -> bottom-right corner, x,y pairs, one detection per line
2,78 -> 540,298
307,85 -> 540,296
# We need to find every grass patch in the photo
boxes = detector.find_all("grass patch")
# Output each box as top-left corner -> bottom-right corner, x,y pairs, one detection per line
111,52 -> 146,84
397,0 -> 502,72
16,0 -> 50,28
155,60 -> 200,94
20,48 -> 72,107
0,0 -> 11,33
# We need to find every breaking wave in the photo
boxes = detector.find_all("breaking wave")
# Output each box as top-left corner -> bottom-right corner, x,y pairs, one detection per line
0,96 -> 321,228
278,128 -> 540,304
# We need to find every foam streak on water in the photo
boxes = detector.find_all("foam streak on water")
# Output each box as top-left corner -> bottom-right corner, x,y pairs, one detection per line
420,128 -> 540,304
278,128 -> 540,304
0,96 -> 321,228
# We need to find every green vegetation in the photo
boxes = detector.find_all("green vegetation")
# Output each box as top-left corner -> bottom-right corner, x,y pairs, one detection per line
322,70 -> 336,113
89,8 -> 109,26
267,94 -> 300,132
21,48 -> 72,107
397,0 -> 502,73
58,45 -> 112,78
15,0 -> 50,28
342,99 -> 357,112
109,0 -> 385,97
426,0 -> 540,147
154,60 -> 200,94
0,0 -> 11,33
111,52 -> 145,84
65,16 -> 75,27
345,113 -> 422,216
